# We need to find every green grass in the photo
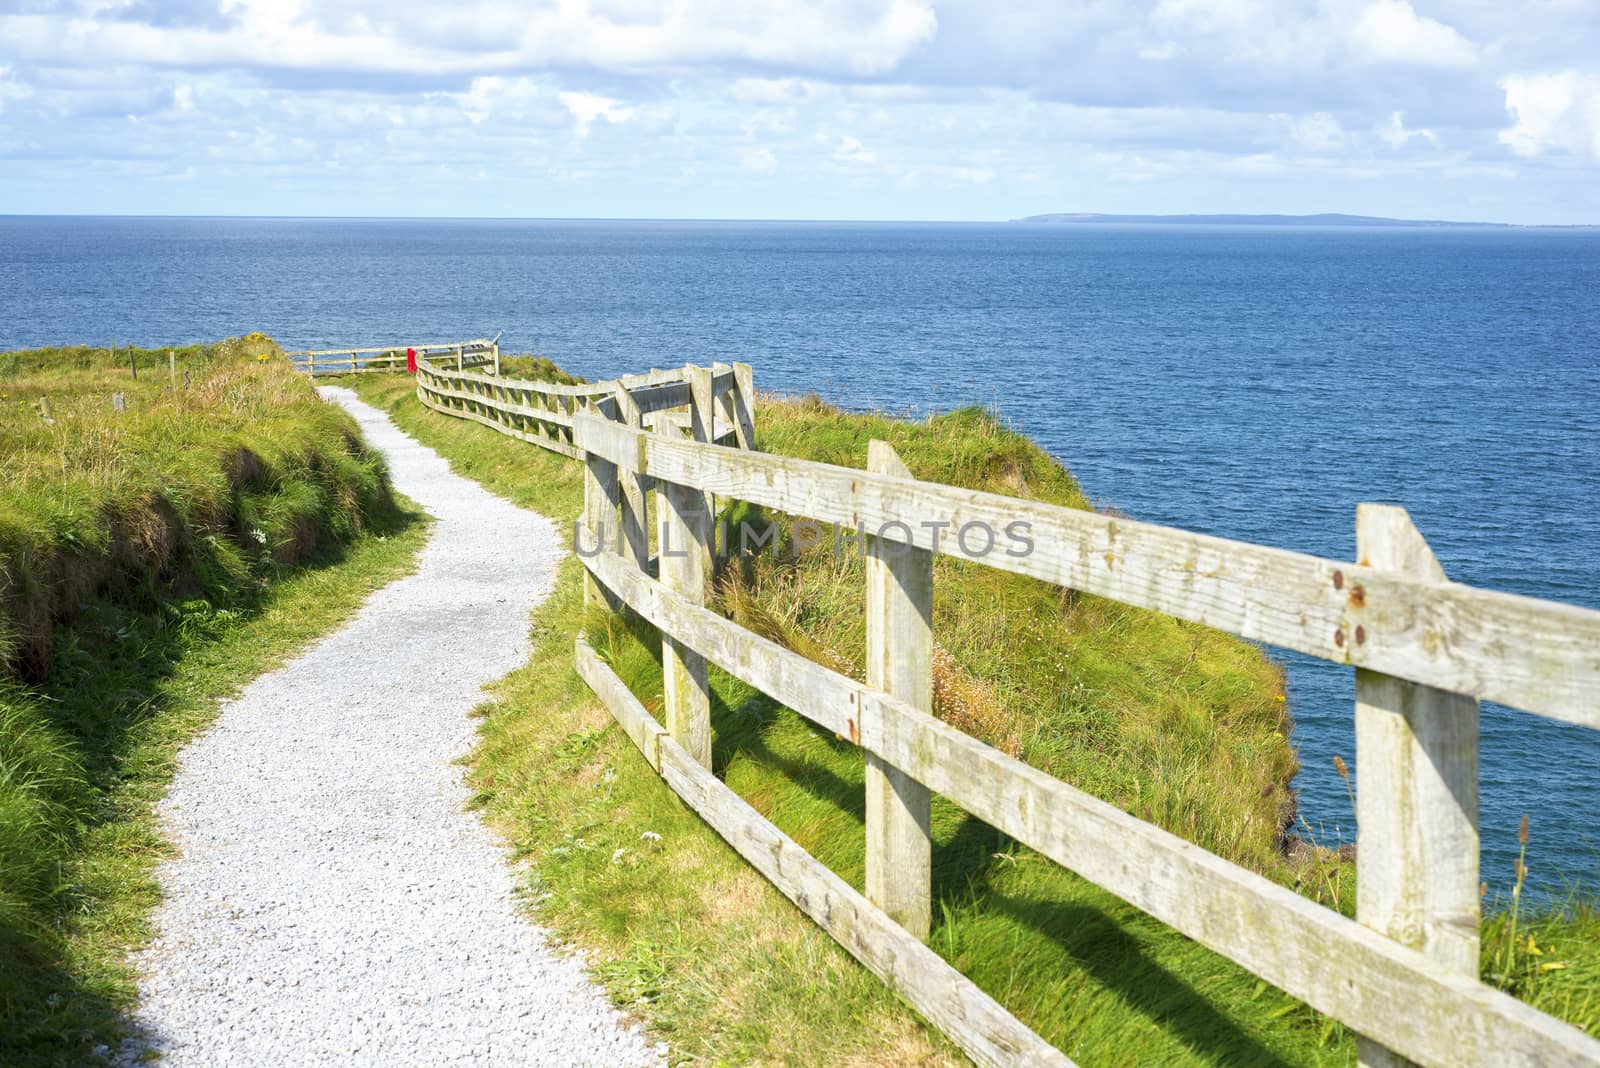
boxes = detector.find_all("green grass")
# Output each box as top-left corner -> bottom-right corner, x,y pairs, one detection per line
1,340 -> 429,1064
350,372 -> 1600,1064
495,354 -> 586,385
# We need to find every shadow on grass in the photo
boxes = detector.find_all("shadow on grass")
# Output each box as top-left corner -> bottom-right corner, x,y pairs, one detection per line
695,680 -> 1298,1066
0,502 -> 425,1068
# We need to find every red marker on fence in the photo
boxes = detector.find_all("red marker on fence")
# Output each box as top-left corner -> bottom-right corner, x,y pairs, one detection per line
405,347 -> 418,374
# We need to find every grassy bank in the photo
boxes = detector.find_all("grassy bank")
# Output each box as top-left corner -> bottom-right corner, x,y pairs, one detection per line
350,370 -> 1599,1063
0,342 -> 428,1064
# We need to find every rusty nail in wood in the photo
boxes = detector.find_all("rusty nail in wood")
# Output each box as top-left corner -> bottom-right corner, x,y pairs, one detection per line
1332,570 -> 1344,590
1355,625 -> 1366,645
1334,628 -> 1346,647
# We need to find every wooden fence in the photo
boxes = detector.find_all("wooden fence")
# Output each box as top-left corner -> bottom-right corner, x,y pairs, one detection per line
286,337 -> 498,377
410,352 -> 1600,1067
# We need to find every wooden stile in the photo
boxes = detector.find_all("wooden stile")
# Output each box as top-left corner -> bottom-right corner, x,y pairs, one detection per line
863,441 -> 933,939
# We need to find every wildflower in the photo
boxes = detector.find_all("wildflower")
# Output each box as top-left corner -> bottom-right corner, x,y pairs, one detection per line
611,847 -> 626,864
250,528 -> 268,545
640,830 -> 662,843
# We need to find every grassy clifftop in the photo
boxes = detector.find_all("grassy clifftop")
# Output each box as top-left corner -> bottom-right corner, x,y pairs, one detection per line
350,370 -> 1600,1063
0,341 -> 425,1063
739,397 -> 1299,875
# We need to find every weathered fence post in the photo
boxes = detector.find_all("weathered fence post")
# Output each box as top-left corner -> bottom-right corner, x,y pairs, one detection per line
38,396 -> 54,425
308,352 -> 315,376
128,347 -> 137,380
350,351 -> 358,373
580,398 -> 621,612
658,365 -> 715,768
1354,503 -> 1480,1068
456,346 -> 464,372
169,350 -> 176,386
612,385 -> 649,571
492,339 -> 501,377
731,361 -> 756,449
864,439 -> 934,938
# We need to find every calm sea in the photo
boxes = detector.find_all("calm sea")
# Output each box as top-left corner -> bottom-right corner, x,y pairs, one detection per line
3,215 -> 1596,900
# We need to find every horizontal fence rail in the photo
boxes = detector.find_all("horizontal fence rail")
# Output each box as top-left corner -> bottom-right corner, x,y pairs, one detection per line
405,350 -> 1600,1068
287,337 -> 498,377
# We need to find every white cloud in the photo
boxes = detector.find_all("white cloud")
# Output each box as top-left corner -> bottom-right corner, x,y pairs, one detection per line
0,1 -> 938,78
832,134 -> 876,168
934,164 -> 995,184
455,76 -> 545,125
0,65 -> 31,113
730,78 -> 822,105
558,90 -> 635,138
1349,0 -> 1477,68
1377,109 -> 1437,149
736,145 -> 777,174
1499,71 -> 1600,160
1137,42 -> 1185,62
1151,0 -> 1477,70
1288,111 -> 1346,152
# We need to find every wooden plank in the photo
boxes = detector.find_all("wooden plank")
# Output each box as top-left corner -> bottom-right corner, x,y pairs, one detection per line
731,361 -> 756,449
287,338 -> 492,357
418,379 -> 575,426
575,643 -> 1072,1068
583,538 -> 854,739
1355,505 -> 1481,1068
613,385 -> 650,570
657,366 -> 715,769
864,441 -> 933,939
575,637 -> 663,771
579,547 -> 1600,1068
423,364 -> 605,398
571,421 -> 1600,728
417,390 -> 582,458
642,409 -> 739,443
582,440 -> 622,610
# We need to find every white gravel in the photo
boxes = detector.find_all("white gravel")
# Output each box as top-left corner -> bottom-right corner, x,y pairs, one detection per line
116,386 -> 663,1067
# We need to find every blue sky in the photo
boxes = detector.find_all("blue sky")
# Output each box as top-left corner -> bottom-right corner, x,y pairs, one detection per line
1,1 -> 1597,223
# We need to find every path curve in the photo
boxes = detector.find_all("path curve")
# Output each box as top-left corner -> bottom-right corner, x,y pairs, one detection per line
117,387 -> 662,1066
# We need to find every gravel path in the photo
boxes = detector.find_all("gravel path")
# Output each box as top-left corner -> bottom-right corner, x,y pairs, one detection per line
117,387 -> 662,1067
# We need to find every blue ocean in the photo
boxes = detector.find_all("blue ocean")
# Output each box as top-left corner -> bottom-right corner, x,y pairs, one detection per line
3,215 -> 1596,900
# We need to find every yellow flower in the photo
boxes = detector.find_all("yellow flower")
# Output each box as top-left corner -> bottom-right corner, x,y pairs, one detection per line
1539,961 -> 1570,972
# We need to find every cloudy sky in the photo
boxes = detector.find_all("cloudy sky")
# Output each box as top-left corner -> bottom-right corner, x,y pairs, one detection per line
1,0 -> 1597,222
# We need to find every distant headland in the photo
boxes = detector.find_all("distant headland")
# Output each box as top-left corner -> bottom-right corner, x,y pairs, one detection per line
1013,212 -> 1595,230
